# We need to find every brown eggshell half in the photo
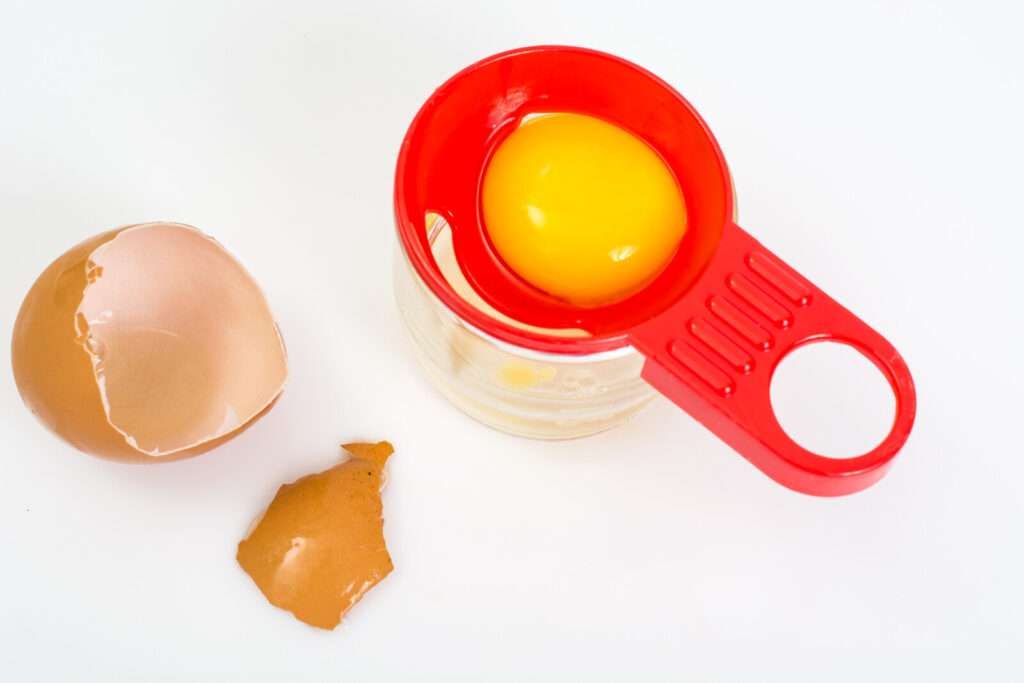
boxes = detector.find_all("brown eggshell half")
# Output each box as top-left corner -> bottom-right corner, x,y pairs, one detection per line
11,222 -> 288,462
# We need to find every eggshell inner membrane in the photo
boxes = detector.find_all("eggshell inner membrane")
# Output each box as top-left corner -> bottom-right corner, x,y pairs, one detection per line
76,223 -> 287,456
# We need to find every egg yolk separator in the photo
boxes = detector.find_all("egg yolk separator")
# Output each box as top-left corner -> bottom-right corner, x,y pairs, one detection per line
394,45 -> 916,496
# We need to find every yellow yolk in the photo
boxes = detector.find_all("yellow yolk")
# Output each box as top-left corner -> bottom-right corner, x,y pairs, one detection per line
481,113 -> 687,306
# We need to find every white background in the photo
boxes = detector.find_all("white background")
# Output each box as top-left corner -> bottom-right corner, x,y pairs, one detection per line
2,1 -> 1022,681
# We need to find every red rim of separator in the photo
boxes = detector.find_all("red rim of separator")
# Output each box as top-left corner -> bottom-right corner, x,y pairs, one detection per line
393,45 -> 734,356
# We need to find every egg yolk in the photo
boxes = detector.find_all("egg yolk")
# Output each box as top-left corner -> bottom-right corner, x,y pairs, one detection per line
481,113 -> 687,306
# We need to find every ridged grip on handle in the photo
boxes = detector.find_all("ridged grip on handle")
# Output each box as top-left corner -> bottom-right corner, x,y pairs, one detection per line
628,222 -> 916,496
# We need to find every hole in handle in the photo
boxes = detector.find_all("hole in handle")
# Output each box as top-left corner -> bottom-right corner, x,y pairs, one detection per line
769,341 -> 896,459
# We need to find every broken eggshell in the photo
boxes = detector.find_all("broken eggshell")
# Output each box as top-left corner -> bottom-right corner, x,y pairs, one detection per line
237,442 -> 395,630
11,221 -> 288,462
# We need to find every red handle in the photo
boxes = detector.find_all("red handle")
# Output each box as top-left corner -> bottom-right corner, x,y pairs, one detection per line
627,222 -> 916,496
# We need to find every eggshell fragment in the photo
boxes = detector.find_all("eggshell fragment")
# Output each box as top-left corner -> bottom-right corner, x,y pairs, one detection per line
11,222 -> 288,462
237,442 -> 394,630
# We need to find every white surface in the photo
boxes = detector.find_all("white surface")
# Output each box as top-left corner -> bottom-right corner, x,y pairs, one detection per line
1,1 -> 1022,681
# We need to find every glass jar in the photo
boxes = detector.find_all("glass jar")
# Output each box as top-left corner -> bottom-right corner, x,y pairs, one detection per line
393,215 -> 657,439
